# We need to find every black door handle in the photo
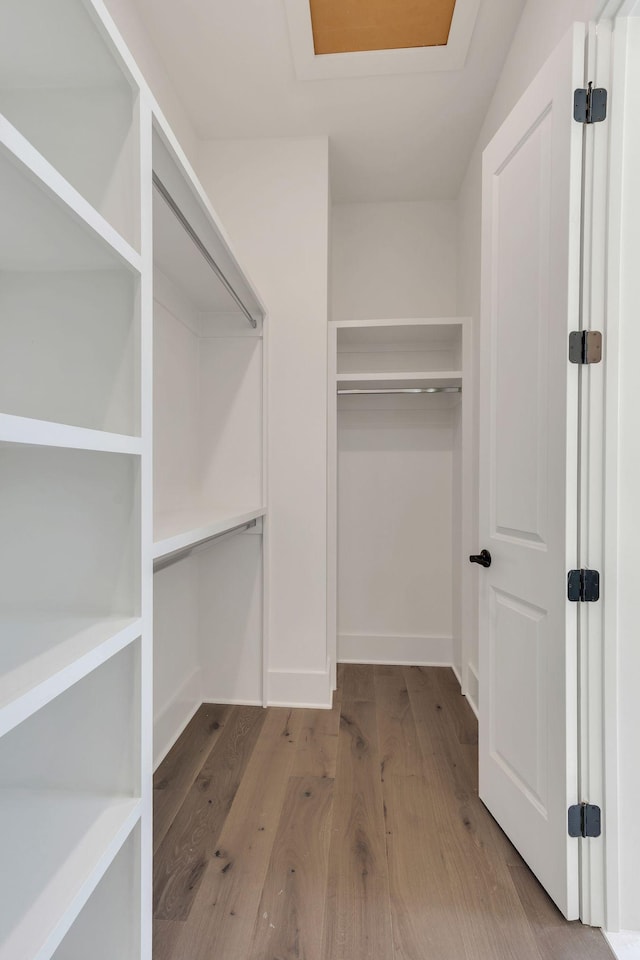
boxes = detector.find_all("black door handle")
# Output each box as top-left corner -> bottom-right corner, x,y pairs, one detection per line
469,549 -> 492,568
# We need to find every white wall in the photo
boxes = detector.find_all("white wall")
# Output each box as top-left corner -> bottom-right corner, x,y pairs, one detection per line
196,138 -> 331,708
456,0 -> 602,686
332,201 -> 457,321
337,396 -> 455,666
101,0 -> 199,164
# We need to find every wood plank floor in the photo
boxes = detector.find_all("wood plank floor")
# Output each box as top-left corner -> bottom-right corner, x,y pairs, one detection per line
153,665 -> 614,960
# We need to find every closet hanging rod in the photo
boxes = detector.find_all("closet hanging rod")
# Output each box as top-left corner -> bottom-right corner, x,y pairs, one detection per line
153,518 -> 258,572
152,172 -> 258,329
337,387 -> 462,396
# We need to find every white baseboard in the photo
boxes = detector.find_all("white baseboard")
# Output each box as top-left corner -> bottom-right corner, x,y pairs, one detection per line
605,932 -> 640,959
338,633 -> 452,666
451,662 -> 463,687
465,661 -> 479,717
153,667 -> 202,770
200,697 -> 263,707
267,660 -> 333,708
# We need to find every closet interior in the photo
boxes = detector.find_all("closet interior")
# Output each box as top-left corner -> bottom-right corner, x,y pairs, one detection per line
0,0 -> 476,956
151,126 -> 267,766
328,318 -> 470,679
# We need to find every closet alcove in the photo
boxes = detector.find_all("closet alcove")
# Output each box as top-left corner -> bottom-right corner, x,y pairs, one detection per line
151,127 -> 268,766
328,318 -> 471,687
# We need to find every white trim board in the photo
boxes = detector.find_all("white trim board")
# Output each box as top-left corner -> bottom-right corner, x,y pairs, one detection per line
267,661 -> 333,709
338,634 -> 452,665
465,662 -> 479,717
200,697 -> 263,708
153,667 -> 202,770
605,932 -> 640,960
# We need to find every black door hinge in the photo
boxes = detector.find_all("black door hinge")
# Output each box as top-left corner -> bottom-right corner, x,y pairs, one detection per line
569,330 -> 602,364
567,569 -> 600,602
568,803 -> 602,838
574,82 -> 608,123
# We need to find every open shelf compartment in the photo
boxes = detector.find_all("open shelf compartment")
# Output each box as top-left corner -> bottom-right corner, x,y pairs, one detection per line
0,616 -> 141,740
0,138 -> 141,437
336,318 -> 464,375
0,443 -> 140,738
0,641 -> 141,960
53,822 -> 141,960
0,0 -> 140,248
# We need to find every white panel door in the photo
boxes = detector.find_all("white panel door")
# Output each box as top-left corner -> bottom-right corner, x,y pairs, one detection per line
478,24 -> 585,920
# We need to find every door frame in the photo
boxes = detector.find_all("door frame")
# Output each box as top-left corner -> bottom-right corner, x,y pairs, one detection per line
592,0 -> 640,933
576,11 -> 609,930
565,0 -> 640,935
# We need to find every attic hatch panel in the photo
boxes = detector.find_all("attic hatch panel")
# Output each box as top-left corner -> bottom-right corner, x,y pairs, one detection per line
309,0 -> 457,55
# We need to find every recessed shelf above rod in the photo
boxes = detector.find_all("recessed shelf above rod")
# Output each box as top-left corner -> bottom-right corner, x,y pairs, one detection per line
338,386 -> 462,396
152,172 -> 257,328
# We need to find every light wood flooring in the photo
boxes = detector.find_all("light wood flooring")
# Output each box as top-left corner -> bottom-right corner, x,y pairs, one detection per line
153,664 -> 614,960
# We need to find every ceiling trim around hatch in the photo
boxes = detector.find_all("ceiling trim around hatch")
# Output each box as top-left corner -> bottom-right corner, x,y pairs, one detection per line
283,0 -> 481,80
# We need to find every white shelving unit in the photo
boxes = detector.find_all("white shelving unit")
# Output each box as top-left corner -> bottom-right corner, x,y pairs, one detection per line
0,616 -> 141,740
0,1 -> 152,958
0,124 -> 141,437
1,0 -> 268,954
52,824 -> 142,960
151,121 -> 268,764
328,318 -> 472,686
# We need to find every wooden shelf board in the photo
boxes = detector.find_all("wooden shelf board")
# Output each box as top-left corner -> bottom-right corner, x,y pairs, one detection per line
0,790 -> 141,960
0,117 -> 141,274
153,505 -> 266,561
0,415 -> 142,456
336,371 -> 463,391
0,616 -> 141,739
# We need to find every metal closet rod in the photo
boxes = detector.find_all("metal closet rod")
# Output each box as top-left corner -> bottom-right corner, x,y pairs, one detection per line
152,172 -> 258,329
337,387 -> 462,396
153,518 -> 258,573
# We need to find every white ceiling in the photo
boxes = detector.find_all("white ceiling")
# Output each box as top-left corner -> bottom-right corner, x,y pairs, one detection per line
133,0 -> 525,203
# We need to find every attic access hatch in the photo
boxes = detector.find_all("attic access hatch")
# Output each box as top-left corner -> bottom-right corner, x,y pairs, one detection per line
309,0 -> 457,55
284,0 -> 480,79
